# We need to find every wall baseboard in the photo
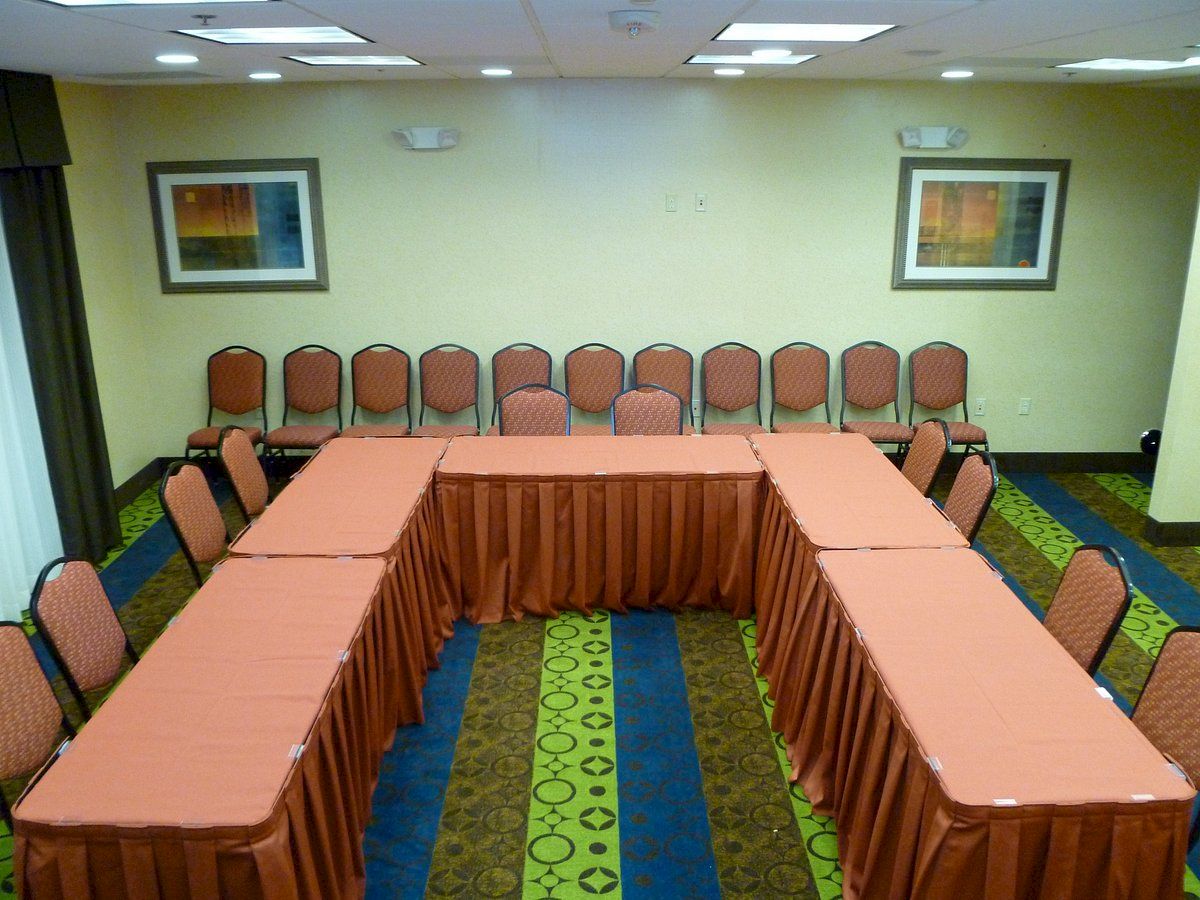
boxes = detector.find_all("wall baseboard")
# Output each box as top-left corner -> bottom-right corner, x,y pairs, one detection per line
113,457 -> 169,509
1144,517 -> 1200,547
989,451 -> 1152,474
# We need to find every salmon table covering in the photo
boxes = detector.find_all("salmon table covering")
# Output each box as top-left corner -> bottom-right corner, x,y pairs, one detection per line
230,437 -> 454,676
801,547 -> 1194,900
14,557 -> 411,900
435,435 -> 764,622
749,432 -> 966,702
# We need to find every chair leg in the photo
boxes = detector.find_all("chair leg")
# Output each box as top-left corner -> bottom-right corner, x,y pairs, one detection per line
0,788 -> 11,833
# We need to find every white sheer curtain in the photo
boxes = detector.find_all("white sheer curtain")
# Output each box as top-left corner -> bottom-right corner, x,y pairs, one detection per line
0,197 -> 63,620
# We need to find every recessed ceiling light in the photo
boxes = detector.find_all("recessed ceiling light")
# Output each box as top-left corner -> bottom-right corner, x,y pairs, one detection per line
751,48 -> 793,60
1056,57 -> 1200,71
481,68 -> 512,76
156,54 -> 198,64
43,0 -> 267,5
714,68 -> 745,77
178,26 -> 368,45
688,54 -> 814,66
716,23 -> 895,43
941,69 -> 974,79
248,72 -> 282,80
289,55 -> 421,66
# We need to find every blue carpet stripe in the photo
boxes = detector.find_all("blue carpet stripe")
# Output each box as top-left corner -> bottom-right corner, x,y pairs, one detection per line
364,620 -> 481,899
1007,474 -> 1200,628
611,610 -> 720,899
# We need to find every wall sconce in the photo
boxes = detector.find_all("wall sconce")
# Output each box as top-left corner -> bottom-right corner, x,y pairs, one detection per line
394,127 -> 460,150
897,126 -> 968,149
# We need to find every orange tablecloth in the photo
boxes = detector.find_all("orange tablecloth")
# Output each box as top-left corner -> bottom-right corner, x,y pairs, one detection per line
750,432 -> 965,698
14,557 -> 413,900
230,437 -> 454,669
801,547 -> 1194,899
436,435 -> 764,622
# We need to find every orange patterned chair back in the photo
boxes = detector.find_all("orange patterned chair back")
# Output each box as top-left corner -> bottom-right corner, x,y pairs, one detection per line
1042,545 -> 1132,676
498,385 -> 570,436
841,341 -> 901,420
208,346 -> 265,418
612,385 -> 683,435
565,343 -> 625,414
282,345 -> 342,426
909,341 -> 968,419
492,344 -> 552,424
219,426 -> 269,521
701,343 -> 761,424
0,624 -> 73,789
30,558 -> 138,720
941,451 -> 998,544
633,344 -> 693,422
351,345 -> 410,424
160,461 -> 228,586
420,344 -> 480,429
900,419 -> 950,497
771,342 -> 830,427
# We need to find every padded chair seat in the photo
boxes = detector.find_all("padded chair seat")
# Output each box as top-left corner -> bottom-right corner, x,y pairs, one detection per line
946,421 -> 988,445
264,425 -> 339,449
188,426 -> 262,449
841,421 -> 915,444
571,424 -> 613,436
340,424 -> 411,438
701,423 -> 768,436
413,425 -> 480,437
772,422 -> 841,434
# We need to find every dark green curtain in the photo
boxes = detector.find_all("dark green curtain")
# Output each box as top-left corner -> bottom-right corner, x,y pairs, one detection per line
0,70 -> 119,560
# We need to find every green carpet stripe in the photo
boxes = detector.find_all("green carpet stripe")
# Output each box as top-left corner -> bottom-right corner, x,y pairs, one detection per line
1091,473 -> 1152,516
98,485 -> 164,572
523,611 -> 621,899
739,619 -> 842,900
427,620 -> 545,897
992,477 -> 1175,658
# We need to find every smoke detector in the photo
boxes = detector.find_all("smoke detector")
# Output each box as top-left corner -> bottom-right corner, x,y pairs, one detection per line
609,10 -> 660,38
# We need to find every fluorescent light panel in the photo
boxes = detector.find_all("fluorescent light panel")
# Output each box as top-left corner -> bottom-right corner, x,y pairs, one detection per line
1056,57 -> 1200,71
716,23 -> 895,43
178,26 -> 367,44
687,54 -> 815,65
43,0 -> 266,5
290,55 -> 420,66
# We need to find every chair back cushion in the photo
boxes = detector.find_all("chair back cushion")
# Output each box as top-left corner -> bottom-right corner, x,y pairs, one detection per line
421,346 -> 479,413
565,345 -> 624,413
163,464 -> 227,565
493,345 -> 552,401
942,452 -> 996,543
843,343 -> 899,410
1133,628 -> 1200,786
900,419 -> 949,496
208,347 -> 264,416
911,343 -> 967,411
284,347 -> 340,415
0,625 -> 65,780
34,561 -> 127,692
220,427 -> 269,518
633,346 -> 692,406
703,345 -> 760,412
613,386 -> 683,435
773,344 -> 828,412
352,346 -> 409,414
1043,547 -> 1129,673
499,386 -> 569,436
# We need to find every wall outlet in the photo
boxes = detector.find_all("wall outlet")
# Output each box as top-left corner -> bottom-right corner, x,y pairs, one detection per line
1018,398 -> 1032,415
695,193 -> 707,212
665,193 -> 677,212
973,397 -> 986,416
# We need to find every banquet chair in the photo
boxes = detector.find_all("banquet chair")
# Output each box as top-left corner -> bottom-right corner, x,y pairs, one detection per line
489,343 -> 552,433
263,345 -> 342,466
909,341 -> 988,450
770,342 -> 839,434
218,426 -> 270,524
497,384 -> 570,436
0,623 -> 76,829
940,451 -> 998,544
612,384 -> 684,435
700,342 -> 766,435
414,343 -> 481,437
30,558 -> 140,721
900,419 -> 951,497
840,341 -> 915,449
632,343 -> 694,431
565,343 -> 625,435
1131,626 -> 1200,849
342,344 -> 412,437
160,461 -> 230,587
185,345 -> 266,458
1041,545 -> 1132,676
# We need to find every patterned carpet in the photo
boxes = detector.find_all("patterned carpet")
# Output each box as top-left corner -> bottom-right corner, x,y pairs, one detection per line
4,468 -> 1200,898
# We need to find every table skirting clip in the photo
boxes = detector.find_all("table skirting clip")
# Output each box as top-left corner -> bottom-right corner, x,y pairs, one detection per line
288,743 -> 305,760
927,756 -> 943,772
1095,686 -> 1113,701
993,798 -> 1018,807
1130,794 -> 1156,802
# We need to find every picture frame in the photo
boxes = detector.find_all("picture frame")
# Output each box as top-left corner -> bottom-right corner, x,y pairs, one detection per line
892,157 -> 1070,290
146,158 -> 328,293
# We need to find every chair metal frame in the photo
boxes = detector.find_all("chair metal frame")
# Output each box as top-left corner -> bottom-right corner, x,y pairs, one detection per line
839,339 -> 904,428
632,343 -> 695,426
1045,544 -> 1132,677
187,345 -> 267,459
159,460 -> 230,587
564,342 -> 626,414
497,383 -> 571,436
610,383 -> 685,435
29,557 -> 140,721
901,417 -> 951,497
418,343 -> 481,432
350,343 -> 412,430
700,341 -> 762,430
907,340 -> 988,450
769,341 -> 832,430
491,343 -> 552,425
944,449 -> 998,545
218,425 -> 269,525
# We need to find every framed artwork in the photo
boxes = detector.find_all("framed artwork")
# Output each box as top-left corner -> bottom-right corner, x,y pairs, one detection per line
146,158 -> 328,293
892,157 -> 1070,290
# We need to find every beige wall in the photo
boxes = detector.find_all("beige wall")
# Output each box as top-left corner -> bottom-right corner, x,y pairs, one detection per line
55,78 -> 1200,482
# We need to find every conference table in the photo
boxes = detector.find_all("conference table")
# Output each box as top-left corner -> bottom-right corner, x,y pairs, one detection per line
436,435 -> 763,622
